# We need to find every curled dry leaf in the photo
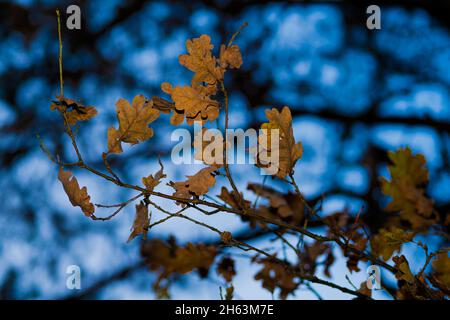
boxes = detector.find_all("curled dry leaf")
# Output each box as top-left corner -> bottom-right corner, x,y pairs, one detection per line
107,95 -> 160,154
58,167 -> 94,217
219,44 -> 243,69
161,82 -> 220,125
170,166 -> 218,205
142,160 -> 166,192
51,96 -> 97,126
257,106 -> 302,178
127,202 -> 150,243
381,147 -> 438,231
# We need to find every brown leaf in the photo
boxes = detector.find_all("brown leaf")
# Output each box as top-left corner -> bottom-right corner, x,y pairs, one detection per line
217,256 -> 236,282
51,96 -> 97,126
161,83 -> 220,125
141,238 -> 216,296
127,203 -> 150,242
58,167 -> 94,217
381,147 -> 438,231
193,128 -> 225,166
107,95 -> 160,154
393,255 -> 415,283
170,166 -> 218,205
218,187 -> 251,210
357,282 -> 372,298
142,160 -> 166,192
432,252 -> 450,288
299,242 -> 330,275
178,34 -> 223,86
247,183 -> 304,227
219,44 -> 243,69
254,257 -> 298,299
371,227 -> 414,261
257,106 -> 303,178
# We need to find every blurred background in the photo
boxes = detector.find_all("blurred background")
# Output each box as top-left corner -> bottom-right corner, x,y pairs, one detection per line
0,0 -> 449,299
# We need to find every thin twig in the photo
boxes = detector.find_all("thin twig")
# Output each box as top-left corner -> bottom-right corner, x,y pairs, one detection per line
56,9 -> 64,97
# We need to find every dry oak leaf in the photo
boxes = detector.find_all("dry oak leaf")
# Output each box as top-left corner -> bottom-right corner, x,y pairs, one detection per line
219,44 -> 243,69
371,227 -> 414,261
217,256 -> 236,283
193,127 -> 225,166
218,187 -> 251,210
58,167 -> 95,217
170,166 -> 218,205
248,183 -> 303,221
178,34 -> 223,86
254,257 -> 298,300
432,252 -> 450,288
258,106 -> 303,178
107,95 -> 160,154
299,241 -> 331,275
142,238 -> 217,277
161,83 -> 220,125
393,254 -> 444,299
127,203 -> 150,243
246,183 -> 304,229
393,255 -> 416,284
142,160 -> 166,192
141,238 -> 216,297
381,147 -> 437,231
51,96 -> 97,126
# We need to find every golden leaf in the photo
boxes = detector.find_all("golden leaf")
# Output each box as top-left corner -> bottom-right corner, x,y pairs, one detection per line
161,83 -> 220,125
170,166 -> 218,205
381,147 -> 437,231
258,106 -> 303,178
371,227 -> 414,261
142,160 -> 166,192
432,252 -> 450,288
58,167 -> 94,217
178,34 -> 223,86
51,96 -> 97,126
127,203 -> 150,243
219,44 -> 243,69
107,95 -> 160,154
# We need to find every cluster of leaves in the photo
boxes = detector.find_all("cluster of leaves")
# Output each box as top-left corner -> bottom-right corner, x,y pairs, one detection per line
48,24 -> 449,300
